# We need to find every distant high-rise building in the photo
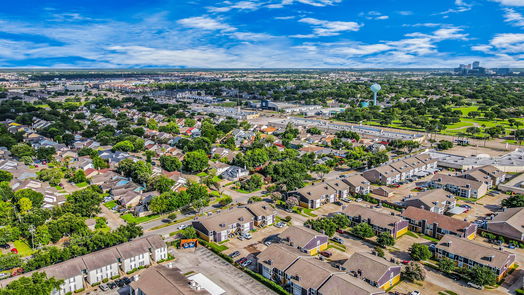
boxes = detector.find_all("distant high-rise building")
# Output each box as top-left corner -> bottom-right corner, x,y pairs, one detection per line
473,61 -> 480,69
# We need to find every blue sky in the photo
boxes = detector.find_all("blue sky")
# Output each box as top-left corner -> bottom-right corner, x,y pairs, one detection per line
0,0 -> 523,68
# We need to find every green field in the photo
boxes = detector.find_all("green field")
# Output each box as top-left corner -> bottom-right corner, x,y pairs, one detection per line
104,200 -> 117,209
13,240 -> 33,257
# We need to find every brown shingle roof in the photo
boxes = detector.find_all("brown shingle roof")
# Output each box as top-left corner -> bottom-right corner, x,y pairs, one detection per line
436,234 -> 515,270
197,207 -> 254,232
402,206 -> 472,233
257,244 -> 306,271
318,273 -> 385,295
278,226 -> 326,248
342,252 -> 397,283
129,265 -> 210,295
342,204 -> 402,230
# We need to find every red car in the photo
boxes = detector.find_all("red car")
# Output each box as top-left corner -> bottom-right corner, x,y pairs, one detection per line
10,248 -> 18,254
388,184 -> 400,188
320,251 -> 332,258
401,260 -> 411,265
336,229 -> 345,234
237,258 -> 247,265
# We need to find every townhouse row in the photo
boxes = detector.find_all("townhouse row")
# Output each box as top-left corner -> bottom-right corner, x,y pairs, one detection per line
0,235 -> 168,295
362,154 -> 437,185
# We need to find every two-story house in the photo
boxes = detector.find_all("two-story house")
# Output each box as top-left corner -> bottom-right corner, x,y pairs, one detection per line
342,204 -> 408,238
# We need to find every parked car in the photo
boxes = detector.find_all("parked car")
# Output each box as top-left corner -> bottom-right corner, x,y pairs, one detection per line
401,260 -> 411,265
0,244 -> 10,249
340,197 -> 351,203
388,184 -> 400,188
178,224 -> 188,230
332,237 -> 344,244
238,258 -> 247,265
334,201 -> 343,206
410,291 -> 420,295
229,251 -> 241,258
242,233 -> 252,239
241,259 -> 252,267
356,198 -> 363,202
108,282 -> 117,289
264,241 -> 272,246
115,279 -> 125,287
99,284 -> 109,291
320,251 -> 332,258
336,229 -> 345,234
275,222 -> 286,228
467,282 -> 483,290
122,277 -> 132,284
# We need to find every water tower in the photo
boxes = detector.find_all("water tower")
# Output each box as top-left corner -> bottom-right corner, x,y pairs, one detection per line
370,83 -> 381,106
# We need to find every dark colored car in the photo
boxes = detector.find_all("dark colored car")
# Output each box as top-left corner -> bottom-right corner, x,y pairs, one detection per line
320,251 -> 332,258
229,251 -> 241,258
0,244 -> 10,249
122,277 -> 132,284
108,282 -> 117,289
115,279 -> 125,287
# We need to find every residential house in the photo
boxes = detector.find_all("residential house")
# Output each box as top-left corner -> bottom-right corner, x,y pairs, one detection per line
435,234 -> 516,281
429,174 -> 488,199
401,206 -> 477,240
192,207 -> 255,242
343,174 -> 371,196
363,165 -> 401,185
341,252 -> 401,290
221,166 -> 249,181
278,226 -> 329,255
209,161 -> 231,176
341,204 -> 408,238
403,189 -> 456,214
289,182 -> 338,209
486,207 -> 524,242
116,239 -> 152,273
414,154 -> 438,171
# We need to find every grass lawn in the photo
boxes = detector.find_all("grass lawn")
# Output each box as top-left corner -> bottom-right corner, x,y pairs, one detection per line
75,182 -> 88,188
121,213 -> 161,224
13,240 -> 33,257
208,242 -> 228,252
196,172 -> 208,177
234,188 -> 260,194
303,208 -> 318,217
452,106 -> 479,116
34,104 -> 50,108
104,200 -> 117,209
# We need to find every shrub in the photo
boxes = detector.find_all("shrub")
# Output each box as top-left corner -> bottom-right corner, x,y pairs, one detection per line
102,278 -> 109,283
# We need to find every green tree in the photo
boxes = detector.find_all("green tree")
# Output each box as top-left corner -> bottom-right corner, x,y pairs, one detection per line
35,147 -> 56,162
436,140 -> 453,150
38,168 -> 63,186
180,226 -> 197,239
149,193 -> 172,214
148,175 -> 175,193
501,195 -> 524,208
0,272 -> 62,295
0,253 -> 22,270
10,143 -> 35,158
112,140 -> 135,152
183,150 -> 209,173
239,174 -> 263,192
0,170 -> 13,182
410,243 -> 432,261
402,262 -> 426,282
18,197 -> 32,214
34,225 -> 51,246
14,189 -> 44,208
351,223 -> 375,238
377,232 -> 395,247
184,118 -> 196,127
464,265 -> 497,286
70,169 -> 87,184
159,155 -> 182,172
438,257 -> 455,273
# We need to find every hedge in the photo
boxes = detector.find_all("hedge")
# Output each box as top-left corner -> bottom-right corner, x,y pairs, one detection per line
516,289 -> 524,295
244,269 -> 291,295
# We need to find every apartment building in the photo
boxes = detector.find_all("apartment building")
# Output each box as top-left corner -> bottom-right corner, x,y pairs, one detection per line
83,248 -> 120,285
342,204 -> 408,238
129,265 -> 210,295
362,165 -> 401,185
402,206 -> 477,240
429,174 -> 488,199
402,189 -> 456,214
341,252 -> 401,290
463,165 -> 506,189
343,174 -> 371,196
486,207 -> 524,242
278,226 -> 329,255
192,207 -> 255,242
290,182 -> 338,209
435,235 -> 516,281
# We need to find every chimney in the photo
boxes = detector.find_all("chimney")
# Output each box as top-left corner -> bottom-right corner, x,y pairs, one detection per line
267,259 -> 272,265
447,240 -> 452,247
295,275 -> 300,281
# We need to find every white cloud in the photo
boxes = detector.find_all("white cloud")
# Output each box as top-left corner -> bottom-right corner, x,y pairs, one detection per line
293,17 -> 361,37
435,0 -> 472,16
398,11 -> 413,16
177,16 -> 236,31
503,8 -> 524,27
331,44 -> 392,56
274,16 -> 295,20
267,0 -> 342,9
207,1 -> 262,13
361,11 -> 389,20
473,33 -> 524,55
491,0 -> 524,6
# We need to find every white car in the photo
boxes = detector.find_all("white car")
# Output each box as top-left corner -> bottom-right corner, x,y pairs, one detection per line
178,224 -> 188,230
410,291 -> 420,295
243,233 -> 252,239
264,241 -> 272,246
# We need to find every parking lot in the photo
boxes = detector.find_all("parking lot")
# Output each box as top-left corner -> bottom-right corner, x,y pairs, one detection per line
173,247 -> 277,295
